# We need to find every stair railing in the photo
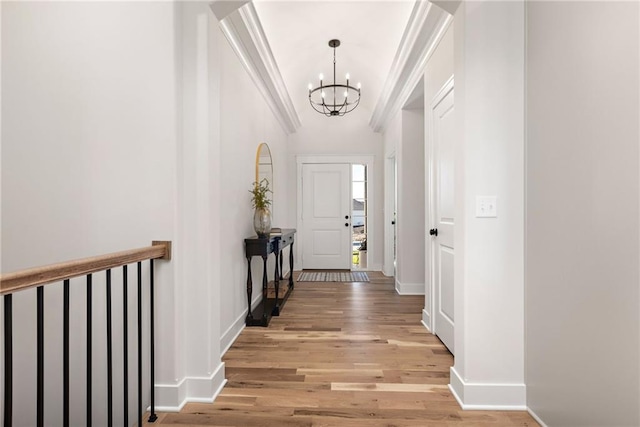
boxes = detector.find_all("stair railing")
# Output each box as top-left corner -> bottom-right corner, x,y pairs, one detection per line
1,241 -> 171,427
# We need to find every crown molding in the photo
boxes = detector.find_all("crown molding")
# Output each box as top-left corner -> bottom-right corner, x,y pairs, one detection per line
369,0 -> 452,133
217,2 -> 301,134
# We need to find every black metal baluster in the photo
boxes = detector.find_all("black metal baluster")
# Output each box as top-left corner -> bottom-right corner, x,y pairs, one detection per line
4,294 -> 13,427
123,265 -> 129,427
37,286 -> 44,427
86,274 -> 92,427
106,269 -> 113,427
63,280 -> 70,427
148,259 -> 157,422
137,262 -> 142,427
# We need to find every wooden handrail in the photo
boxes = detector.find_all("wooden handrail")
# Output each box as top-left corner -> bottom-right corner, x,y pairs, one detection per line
0,241 -> 171,296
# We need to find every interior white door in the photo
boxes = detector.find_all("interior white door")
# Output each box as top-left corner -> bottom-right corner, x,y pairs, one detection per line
431,80 -> 455,354
302,163 -> 352,269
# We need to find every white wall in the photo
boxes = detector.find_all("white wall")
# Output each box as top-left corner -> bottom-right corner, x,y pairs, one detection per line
288,107 -> 384,270
526,2 -> 640,425
395,108 -> 425,294
1,2 -> 178,424
422,23 -> 454,325
0,1 -> 290,423
450,0 -> 526,408
218,18 -> 289,352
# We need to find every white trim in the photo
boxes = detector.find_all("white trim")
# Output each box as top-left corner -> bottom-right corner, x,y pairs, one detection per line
527,408 -> 549,427
296,155 -> 376,272
383,153 -> 396,277
217,3 -> 300,134
155,362 -> 226,412
421,309 -> 432,332
395,278 -> 425,295
369,1 -> 452,133
449,366 -> 527,410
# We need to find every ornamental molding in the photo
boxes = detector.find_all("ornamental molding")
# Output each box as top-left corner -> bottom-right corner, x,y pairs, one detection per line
216,2 -> 301,134
369,1 -> 452,133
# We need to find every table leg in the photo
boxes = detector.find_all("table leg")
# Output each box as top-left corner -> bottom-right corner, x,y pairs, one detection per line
289,241 -> 295,289
245,255 -> 253,322
279,251 -> 284,280
261,255 -> 269,322
272,248 -> 281,316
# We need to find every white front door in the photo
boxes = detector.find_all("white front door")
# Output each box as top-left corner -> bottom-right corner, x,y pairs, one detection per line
430,79 -> 455,354
301,163 -> 352,269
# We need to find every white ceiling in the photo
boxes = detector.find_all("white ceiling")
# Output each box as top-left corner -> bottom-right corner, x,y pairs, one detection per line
253,0 -> 415,119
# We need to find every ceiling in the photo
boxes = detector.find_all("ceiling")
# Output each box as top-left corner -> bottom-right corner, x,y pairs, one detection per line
253,0 -> 416,120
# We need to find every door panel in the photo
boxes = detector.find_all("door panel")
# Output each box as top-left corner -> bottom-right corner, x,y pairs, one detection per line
302,164 -> 351,269
431,81 -> 455,354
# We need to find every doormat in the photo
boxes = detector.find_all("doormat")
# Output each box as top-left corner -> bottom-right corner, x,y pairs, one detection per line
297,271 -> 369,282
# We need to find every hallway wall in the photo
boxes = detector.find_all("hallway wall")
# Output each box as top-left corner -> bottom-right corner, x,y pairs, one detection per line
218,20 -> 289,353
0,1 -> 291,421
1,2 -> 179,423
525,2 -> 640,425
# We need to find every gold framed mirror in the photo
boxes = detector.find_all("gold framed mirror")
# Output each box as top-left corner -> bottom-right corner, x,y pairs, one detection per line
255,142 -> 273,207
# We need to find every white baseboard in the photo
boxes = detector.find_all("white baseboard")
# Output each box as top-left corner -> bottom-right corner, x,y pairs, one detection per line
155,362 -> 226,411
449,366 -> 526,410
527,407 -> 549,427
421,309 -> 432,332
395,279 -> 425,295
221,293 -> 262,355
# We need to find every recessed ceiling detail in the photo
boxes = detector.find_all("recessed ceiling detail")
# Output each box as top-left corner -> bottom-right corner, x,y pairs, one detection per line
369,2 -> 452,132
216,2 -> 301,134
254,1 -> 415,120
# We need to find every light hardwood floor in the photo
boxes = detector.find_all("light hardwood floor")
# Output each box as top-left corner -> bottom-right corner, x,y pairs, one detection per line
151,272 -> 538,426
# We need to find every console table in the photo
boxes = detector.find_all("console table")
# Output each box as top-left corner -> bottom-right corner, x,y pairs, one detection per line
244,229 -> 295,327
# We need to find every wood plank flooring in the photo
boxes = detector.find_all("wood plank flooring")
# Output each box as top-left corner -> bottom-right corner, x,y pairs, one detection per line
151,272 -> 538,426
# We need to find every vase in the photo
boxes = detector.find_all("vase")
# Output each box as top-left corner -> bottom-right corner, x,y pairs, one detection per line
253,207 -> 272,237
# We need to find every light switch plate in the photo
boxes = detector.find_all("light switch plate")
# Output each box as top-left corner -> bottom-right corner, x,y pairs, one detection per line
476,196 -> 497,218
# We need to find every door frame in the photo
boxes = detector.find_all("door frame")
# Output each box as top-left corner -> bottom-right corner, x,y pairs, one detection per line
383,152 -> 396,277
427,76 -> 454,336
296,155 -> 376,271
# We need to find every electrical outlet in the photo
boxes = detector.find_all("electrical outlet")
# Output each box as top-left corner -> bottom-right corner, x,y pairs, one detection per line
476,196 -> 497,218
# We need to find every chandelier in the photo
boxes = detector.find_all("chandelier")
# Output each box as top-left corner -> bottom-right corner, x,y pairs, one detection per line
308,39 -> 361,117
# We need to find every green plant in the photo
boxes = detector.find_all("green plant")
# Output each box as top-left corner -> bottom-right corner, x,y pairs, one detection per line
249,178 -> 272,209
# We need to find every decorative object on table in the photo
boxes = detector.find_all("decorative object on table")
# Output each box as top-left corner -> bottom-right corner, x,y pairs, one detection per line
308,39 -> 361,117
250,178 -> 272,237
358,240 -> 367,269
297,271 -> 369,283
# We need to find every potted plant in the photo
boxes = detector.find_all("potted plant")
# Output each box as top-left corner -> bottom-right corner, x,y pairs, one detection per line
358,239 -> 367,268
250,178 -> 272,237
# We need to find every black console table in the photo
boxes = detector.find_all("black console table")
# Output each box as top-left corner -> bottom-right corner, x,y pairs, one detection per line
244,229 -> 295,327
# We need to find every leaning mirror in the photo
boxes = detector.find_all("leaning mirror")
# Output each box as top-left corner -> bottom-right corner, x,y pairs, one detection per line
256,142 -> 273,199
253,143 -> 273,236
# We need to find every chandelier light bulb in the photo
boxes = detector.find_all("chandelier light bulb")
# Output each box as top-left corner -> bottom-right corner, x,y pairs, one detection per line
357,82 -> 361,89
308,83 -> 313,90
319,73 -> 324,81
321,91 -> 326,98
346,73 -> 350,80
343,91 -> 348,97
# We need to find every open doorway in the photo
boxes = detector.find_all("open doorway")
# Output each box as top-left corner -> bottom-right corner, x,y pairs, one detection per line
351,164 -> 367,269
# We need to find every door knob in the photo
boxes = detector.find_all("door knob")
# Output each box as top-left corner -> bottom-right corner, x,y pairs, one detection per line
429,228 -> 438,236
345,215 -> 349,219
391,220 -> 395,225
345,223 -> 349,227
